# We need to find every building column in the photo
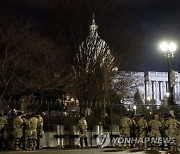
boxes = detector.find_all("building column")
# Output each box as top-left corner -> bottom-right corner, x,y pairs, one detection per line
152,81 -> 155,100
148,81 -> 152,100
158,81 -> 162,100
162,81 -> 166,99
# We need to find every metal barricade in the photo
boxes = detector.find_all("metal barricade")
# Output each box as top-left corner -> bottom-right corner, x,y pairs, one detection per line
54,125 -> 64,148
110,125 -> 120,147
92,125 -> 104,147
69,125 -> 79,148
93,125 -> 103,135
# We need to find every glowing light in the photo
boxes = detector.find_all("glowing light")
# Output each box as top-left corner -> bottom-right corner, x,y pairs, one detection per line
133,105 -> 137,110
166,92 -> 170,97
147,96 -> 150,101
160,42 -> 168,51
169,42 -> 177,52
159,41 -> 177,53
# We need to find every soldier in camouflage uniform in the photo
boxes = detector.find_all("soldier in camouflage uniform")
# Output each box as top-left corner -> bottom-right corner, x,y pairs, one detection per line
12,112 -> 24,151
130,115 -> 136,148
26,113 -> 38,151
78,114 -> 89,148
120,114 -> 132,148
148,115 -> 162,151
24,113 -> 31,150
0,113 -> 8,150
165,114 -> 180,152
36,112 -> 43,149
160,114 -> 168,150
137,114 -> 148,150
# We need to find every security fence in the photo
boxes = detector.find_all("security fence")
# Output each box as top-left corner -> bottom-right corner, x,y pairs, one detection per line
42,102 -> 180,132
1,99 -> 180,132
1,99 -> 180,148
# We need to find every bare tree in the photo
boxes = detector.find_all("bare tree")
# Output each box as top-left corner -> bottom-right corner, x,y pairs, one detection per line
0,0 -> 145,108
0,19 -> 32,99
112,71 -> 144,102
0,18 -> 69,101
22,38 -> 70,100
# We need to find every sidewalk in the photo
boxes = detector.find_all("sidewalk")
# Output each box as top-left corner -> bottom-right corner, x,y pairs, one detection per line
0,148 -> 167,154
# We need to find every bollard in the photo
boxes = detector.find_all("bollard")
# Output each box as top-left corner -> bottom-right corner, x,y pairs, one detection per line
69,125 -> 79,148
93,125 -> 103,135
93,125 -> 104,147
110,125 -> 120,147
55,125 -> 64,148
110,125 -> 119,134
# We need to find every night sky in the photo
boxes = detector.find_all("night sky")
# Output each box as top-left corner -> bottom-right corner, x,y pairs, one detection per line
119,0 -> 180,72
2,0 -> 180,72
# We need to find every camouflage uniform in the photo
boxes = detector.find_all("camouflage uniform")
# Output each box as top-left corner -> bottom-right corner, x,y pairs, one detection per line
137,115 -> 148,150
12,112 -> 24,151
160,116 -> 168,150
165,114 -> 180,152
26,113 -> 38,151
36,113 -> 43,149
120,115 -> 132,138
24,116 -> 31,150
148,115 -> 162,151
130,115 -> 136,148
0,114 -> 8,150
120,114 -> 132,148
78,115 -> 88,147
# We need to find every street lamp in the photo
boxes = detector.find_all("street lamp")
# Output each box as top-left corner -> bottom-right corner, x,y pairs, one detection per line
133,105 -> 137,115
159,41 -> 177,105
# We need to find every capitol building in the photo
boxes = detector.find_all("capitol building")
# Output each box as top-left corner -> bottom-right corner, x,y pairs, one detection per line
78,14 -> 180,106
134,71 -> 180,105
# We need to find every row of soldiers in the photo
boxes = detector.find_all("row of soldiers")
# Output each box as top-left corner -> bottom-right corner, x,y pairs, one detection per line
0,112 -> 43,151
120,113 -> 180,152
61,113 -> 180,151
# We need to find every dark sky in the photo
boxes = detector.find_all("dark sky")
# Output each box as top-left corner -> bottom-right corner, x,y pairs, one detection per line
119,0 -> 180,72
2,0 -> 180,72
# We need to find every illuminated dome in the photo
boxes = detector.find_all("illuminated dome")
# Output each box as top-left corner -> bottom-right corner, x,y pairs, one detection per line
78,14 -> 114,72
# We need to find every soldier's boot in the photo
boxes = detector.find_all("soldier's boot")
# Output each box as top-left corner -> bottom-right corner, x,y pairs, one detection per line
155,145 -> 159,152
80,138 -> 84,148
150,146 -> 153,151
121,144 -> 125,150
139,143 -> 143,151
168,146 -> 174,152
26,137 -> 32,150
32,140 -> 36,151
126,143 -> 130,149
173,145 -> 178,152
28,139 -> 33,151
84,138 -> 89,148
36,137 -> 40,150
14,143 -> 22,151
15,145 -> 22,151
14,138 -> 22,151
151,142 -> 156,151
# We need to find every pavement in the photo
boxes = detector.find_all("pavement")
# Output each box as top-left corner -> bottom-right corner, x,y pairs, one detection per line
0,148 -> 171,154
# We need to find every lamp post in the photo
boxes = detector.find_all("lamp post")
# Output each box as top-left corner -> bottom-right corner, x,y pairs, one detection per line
133,105 -> 137,115
160,41 -> 177,106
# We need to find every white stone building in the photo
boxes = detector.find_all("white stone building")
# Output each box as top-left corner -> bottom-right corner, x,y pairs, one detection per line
134,71 -> 180,105
78,14 -> 180,105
